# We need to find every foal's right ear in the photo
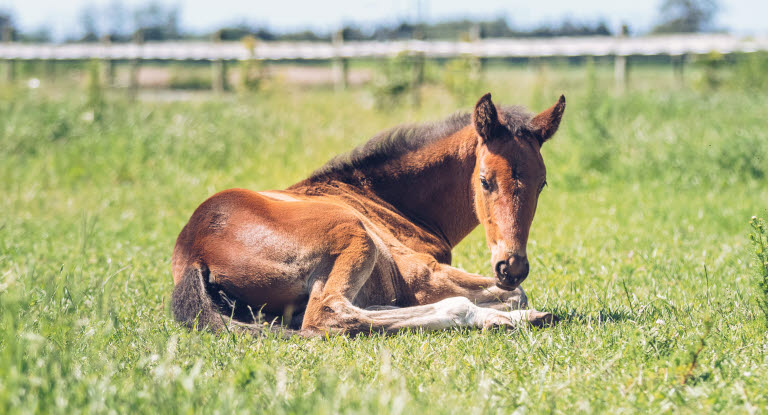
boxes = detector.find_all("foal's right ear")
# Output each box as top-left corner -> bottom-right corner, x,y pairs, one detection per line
473,93 -> 501,142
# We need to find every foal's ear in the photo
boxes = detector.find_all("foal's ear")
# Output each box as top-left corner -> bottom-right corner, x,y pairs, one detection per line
530,95 -> 566,145
473,93 -> 501,142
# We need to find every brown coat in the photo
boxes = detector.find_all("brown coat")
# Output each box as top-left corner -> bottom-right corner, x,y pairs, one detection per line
171,93 -> 565,336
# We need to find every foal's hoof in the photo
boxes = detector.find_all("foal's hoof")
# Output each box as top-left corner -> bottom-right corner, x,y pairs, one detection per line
527,311 -> 559,327
482,315 -> 516,331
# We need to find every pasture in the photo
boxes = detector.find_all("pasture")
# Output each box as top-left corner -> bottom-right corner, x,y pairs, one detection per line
1,64 -> 767,413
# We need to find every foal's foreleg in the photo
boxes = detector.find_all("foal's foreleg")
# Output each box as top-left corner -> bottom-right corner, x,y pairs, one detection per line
477,286 -> 528,311
364,297 -> 551,332
300,223 -> 554,335
311,297 -> 541,334
417,263 -> 530,310
410,263 -> 557,324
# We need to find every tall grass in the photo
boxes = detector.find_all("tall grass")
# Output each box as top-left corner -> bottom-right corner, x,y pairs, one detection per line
1,66 -> 768,413
749,216 -> 768,324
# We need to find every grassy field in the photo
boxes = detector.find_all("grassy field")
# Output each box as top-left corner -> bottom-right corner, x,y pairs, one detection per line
1,65 -> 767,413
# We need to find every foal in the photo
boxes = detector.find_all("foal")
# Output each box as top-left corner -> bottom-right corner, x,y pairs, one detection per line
171,93 -> 565,336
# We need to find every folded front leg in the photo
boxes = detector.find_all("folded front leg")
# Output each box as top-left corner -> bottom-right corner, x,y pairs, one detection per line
478,286 -> 528,311
305,296 -> 552,335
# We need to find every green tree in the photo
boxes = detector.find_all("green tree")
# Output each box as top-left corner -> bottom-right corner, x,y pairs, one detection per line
652,0 -> 719,33
78,6 -> 100,41
0,10 -> 15,40
133,2 -> 180,41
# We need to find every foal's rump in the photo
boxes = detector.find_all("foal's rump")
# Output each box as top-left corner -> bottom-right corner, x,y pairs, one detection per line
171,188 -> 370,321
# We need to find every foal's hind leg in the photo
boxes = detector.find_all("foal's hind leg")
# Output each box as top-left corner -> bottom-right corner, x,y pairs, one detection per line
300,219 -> 380,334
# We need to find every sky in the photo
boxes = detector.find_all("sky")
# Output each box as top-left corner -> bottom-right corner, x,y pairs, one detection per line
2,0 -> 767,40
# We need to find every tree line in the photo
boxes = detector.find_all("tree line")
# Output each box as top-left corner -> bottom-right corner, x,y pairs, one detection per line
0,0 -> 720,43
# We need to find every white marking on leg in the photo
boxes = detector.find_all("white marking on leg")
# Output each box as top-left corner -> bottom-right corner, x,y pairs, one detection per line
357,297 -> 529,332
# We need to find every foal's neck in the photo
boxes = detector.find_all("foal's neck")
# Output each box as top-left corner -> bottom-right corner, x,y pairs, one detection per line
363,125 -> 480,248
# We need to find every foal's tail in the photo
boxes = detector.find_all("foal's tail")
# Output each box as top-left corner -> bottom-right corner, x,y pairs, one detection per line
171,264 -> 300,339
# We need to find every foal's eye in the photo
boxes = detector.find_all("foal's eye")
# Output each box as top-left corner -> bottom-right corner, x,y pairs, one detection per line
538,180 -> 548,193
480,177 -> 490,191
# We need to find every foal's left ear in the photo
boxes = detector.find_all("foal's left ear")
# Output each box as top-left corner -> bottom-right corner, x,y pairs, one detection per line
530,95 -> 566,145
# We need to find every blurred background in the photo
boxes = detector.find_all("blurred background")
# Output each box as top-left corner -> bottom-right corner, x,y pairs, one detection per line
2,3 -> 768,413
0,0 -> 766,97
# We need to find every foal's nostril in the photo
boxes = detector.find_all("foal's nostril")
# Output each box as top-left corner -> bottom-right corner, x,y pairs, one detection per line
507,255 -> 529,280
495,261 -> 509,280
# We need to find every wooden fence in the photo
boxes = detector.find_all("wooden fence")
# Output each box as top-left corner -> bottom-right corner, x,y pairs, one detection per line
2,33 -> 766,90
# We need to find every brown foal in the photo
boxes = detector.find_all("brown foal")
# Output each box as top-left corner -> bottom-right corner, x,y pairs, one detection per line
171,93 -> 566,336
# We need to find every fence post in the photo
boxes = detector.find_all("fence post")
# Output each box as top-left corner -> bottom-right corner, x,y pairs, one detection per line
614,25 -> 630,91
129,30 -> 143,97
410,28 -> 425,107
614,55 -> 628,90
101,34 -> 115,88
673,54 -> 686,87
469,23 -> 486,72
240,35 -> 263,92
211,30 -> 226,93
332,29 -> 348,91
2,25 -> 14,84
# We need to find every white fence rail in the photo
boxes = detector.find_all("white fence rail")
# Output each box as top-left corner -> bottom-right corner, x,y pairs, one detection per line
1,34 -> 767,61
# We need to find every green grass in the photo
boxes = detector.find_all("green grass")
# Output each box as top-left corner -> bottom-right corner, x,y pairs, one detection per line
1,66 -> 768,413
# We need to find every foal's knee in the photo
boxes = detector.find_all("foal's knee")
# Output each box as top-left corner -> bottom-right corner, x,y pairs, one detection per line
303,295 -> 375,335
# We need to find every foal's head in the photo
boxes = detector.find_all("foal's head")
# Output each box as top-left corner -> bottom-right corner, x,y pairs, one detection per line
471,93 -> 565,290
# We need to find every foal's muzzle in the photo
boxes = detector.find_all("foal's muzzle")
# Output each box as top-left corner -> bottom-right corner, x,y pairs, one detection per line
495,254 -> 529,289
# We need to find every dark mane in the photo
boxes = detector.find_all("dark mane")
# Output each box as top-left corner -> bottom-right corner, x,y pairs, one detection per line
307,106 -> 534,182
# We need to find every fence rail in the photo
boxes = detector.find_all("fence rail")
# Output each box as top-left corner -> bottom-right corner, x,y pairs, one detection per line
3,34 -> 766,91
1,34 -> 767,61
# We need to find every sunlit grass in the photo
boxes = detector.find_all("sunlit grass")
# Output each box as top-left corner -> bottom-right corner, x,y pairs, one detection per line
1,67 -> 767,413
